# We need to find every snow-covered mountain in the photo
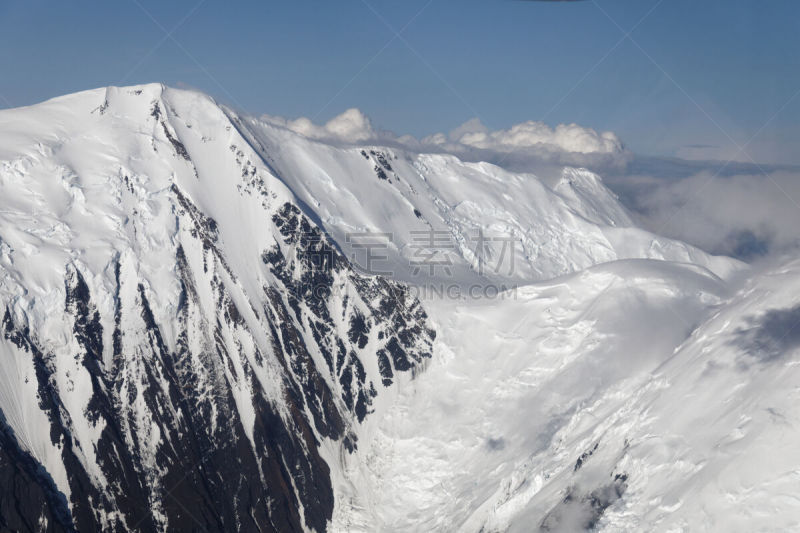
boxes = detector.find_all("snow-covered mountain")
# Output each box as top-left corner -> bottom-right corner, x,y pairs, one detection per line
232,110 -> 739,286
1,84 -> 796,532
335,257 -> 800,532
0,84 -> 435,532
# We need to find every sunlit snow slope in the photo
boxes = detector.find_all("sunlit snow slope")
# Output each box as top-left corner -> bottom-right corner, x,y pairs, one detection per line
1,84 -> 794,533
334,258 -> 800,532
347,257 -> 800,533
231,114 -> 739,285
0,85 -> 435,532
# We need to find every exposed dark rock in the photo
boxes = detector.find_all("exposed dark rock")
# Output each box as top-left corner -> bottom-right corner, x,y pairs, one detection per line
374,165 -> 389,181
1,189 -> 435,532
540,472 -> 628,532
374,152 -> 393,172
734,304 -> 800,365
0,412 -> 75,533
574,442 -> 599,472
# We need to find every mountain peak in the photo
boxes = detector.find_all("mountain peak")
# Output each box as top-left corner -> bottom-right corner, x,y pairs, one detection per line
0,85 -> 762,533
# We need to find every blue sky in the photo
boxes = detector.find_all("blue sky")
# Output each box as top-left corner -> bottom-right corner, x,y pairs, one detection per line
1,0 -> 798,163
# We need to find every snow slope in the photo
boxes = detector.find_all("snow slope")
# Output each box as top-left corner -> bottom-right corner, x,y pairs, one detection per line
0,84 -> 435,532
331,256 -> 800,532
229,114 -> 741,285
329,259 -> 726,531
0,84 -> 794,533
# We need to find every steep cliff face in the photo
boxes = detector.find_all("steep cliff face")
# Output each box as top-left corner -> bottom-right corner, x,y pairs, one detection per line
0,84 -> 433,532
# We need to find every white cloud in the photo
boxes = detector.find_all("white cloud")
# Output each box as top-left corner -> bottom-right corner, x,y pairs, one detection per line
259,108 -> 799,261
264,108 -> 377,143
441,119 -> 623,154
446,117 -> 487,143
262,109 -> 623,156
607,167 -> 800,260
320,108 -> 375,141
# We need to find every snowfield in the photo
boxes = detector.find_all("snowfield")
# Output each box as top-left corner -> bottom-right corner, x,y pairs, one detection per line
335,258 -> 800,532
0,84 -> 797,532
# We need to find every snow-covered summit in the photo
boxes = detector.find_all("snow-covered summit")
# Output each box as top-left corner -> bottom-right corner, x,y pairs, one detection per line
2,84 -> 789,533
1,83 -> 739,289
0,83 -> 437,531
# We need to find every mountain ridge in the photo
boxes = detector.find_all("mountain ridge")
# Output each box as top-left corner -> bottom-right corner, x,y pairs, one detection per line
3,84 -> 796,533
0,83 -> 436,531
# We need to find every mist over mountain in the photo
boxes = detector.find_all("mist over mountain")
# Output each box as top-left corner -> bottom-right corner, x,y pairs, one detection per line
258,106 -> 800,263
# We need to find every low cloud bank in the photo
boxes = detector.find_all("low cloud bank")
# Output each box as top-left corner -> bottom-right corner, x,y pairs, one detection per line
262,109 -> 625,162
421,117 -> 622,154
606,164 -> 800,261
260,109 -> 800,261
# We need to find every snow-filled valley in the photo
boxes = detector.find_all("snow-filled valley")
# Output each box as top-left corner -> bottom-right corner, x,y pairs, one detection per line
0,84 -> 798,532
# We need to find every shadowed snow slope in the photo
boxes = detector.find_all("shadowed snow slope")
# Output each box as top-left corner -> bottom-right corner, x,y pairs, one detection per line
0,84 -> 792,533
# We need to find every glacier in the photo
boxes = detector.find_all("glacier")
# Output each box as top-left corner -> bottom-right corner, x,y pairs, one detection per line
0,84 -> 798,532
